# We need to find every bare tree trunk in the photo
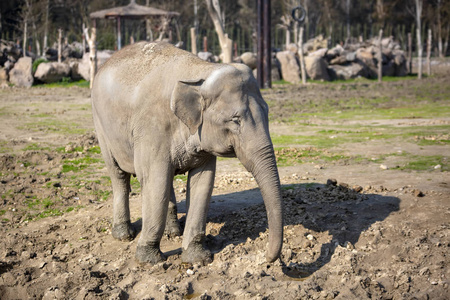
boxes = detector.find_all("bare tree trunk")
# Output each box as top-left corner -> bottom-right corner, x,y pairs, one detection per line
346,0 -> 351,40
205,0 -> 232,63
437,0 -> 443,58
190,27 -> 197,55
285,29 -> 290,49
415,0 -> 423,79
444,24 -> 450,56
23,21 -> 28,57
43,0 -> 49,51
82,23 -> 86,55
298,27 -> 306,85
427,29 -> 432,76
58,29 -> 62,63
378,29 -> 383,83
407,32 -> 412,74
84,26 -> 97,89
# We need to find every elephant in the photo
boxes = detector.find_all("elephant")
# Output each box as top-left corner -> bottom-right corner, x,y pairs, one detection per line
91,41 -> 283,265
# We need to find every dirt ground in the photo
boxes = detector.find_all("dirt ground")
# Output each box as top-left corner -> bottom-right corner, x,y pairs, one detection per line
0,69 -> 449,299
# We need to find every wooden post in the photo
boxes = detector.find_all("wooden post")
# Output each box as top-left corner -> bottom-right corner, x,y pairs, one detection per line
203,36 -> 207,52
58,28 -> 62,63
298,26 -> 306,85
417,28 -> 422,79
426,28 -> 432,76
377,29 -> 383,83
407,32 -> 412,74
84,26 -> 97,89
190,27 -> 197,55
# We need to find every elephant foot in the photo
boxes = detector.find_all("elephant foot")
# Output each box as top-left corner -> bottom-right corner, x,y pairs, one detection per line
135,242 -> 166,265
181,235 -> 212,265
164,219 -> 182,238
112,221 -> 136,241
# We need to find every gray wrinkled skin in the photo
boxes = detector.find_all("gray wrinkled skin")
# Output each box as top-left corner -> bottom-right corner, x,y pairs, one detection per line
91,41 -> 283,265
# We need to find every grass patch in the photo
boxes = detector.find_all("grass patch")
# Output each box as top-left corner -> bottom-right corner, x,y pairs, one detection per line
62,156 -> 102,173
274,147 -> 352,167
174,174 -> 188,182
20,118 -> 88,135
22,143 -> 51,151
398,155 -> 448,171
34,79 -> 90,88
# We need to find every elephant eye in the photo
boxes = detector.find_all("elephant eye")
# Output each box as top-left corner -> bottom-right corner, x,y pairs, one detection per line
231,116 -> 240,124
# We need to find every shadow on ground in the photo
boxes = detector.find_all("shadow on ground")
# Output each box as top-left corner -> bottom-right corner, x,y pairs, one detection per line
130,182 -> 400,278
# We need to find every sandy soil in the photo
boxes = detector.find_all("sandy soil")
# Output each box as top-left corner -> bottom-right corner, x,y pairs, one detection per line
0,74 -> 449,299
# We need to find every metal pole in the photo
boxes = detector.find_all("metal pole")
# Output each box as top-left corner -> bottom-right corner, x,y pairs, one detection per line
257,0 -> 264,88
117,17 -> 121,50
263,0 -> 271,88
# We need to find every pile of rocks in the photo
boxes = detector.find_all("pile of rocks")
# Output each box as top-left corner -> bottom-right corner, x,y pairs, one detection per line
236,35 -> 407,83
0,39 -> 112,88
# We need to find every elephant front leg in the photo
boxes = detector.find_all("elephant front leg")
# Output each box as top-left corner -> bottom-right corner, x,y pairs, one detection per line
182,157 -> 216,265
135,164 -> 172,265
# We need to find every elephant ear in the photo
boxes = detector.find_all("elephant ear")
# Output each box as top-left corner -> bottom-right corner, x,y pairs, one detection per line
170,79 -> 205,135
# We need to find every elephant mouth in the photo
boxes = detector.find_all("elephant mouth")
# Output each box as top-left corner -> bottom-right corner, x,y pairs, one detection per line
212,146 -> 236,158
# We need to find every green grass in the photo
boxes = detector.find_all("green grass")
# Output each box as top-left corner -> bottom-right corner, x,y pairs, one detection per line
62,156 -> 102,173
34,79 -> 90,88
19,118 -> 88,135
398,155 -> 448,171
22,143 -> 51,151
274,147 -> 352,167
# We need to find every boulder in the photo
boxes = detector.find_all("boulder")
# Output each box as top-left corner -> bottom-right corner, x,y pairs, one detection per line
330,55 -> 348,65
392,50 -> 407,76
34,62 -> 70,83
78,51 -> 113,81
69,60 -> 83,81
276,51 -> 300,84
0,67 -> 8,82
198,51 -> 214,62
9,57 -> 33,87
308,48 -> 328,58
286,43 -> 298,54
328,62 -> 370,80
240,52 -> 257,70
304,56 -> 330,81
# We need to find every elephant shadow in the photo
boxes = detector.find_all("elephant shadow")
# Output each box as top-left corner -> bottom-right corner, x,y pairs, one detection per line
131,182 -> 400,278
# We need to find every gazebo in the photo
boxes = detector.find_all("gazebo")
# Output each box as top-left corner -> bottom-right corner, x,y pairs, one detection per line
89,0 -> 179,49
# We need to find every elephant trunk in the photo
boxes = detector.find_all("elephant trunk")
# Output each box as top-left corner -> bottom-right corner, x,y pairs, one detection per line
236,141 -> 283,262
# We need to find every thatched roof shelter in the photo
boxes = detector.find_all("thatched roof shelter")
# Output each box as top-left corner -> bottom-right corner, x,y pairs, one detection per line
89,0 -> 179,49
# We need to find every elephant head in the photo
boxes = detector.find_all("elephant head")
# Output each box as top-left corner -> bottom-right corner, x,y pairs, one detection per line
170,64 -> 283,262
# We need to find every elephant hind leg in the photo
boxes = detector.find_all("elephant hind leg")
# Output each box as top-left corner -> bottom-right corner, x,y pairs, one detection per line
164,187 -> 182,238
97,133 -> 136,241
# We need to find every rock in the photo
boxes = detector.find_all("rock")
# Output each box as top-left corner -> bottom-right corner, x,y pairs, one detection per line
392,50 -> 407,76
240,52 -> 257,70
380,164 -> 389,170
345,51 -> 357,62
69,60 -> 83,81
271,56 -> 282,81
0,67 -> 8,85
286,43 -> 298,54
308,48 -> 328,58
9,57 -> 34,87
198,51 -> 214,62
330,55 -> 348,65
413,189 -> 424,197
328,62 -> 371,80
78,51 -> 113,81
304,56 -> 330,81
327,178 -> 337,186
276,51 -> 300,84
34,62 -> 71,83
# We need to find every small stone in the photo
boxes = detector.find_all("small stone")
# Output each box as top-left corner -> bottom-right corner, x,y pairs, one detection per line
186,269 -> 194,275
179,187 -> 186,193
413,189 -> 424,197
353,185 -> 363,193
306,234 -> 315,241
327,179 -> 337,186
419,267 -> 430,276
380,164 -> 389,170
434,164 -> 441,169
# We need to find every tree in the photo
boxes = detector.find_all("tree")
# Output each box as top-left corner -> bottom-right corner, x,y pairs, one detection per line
205,0 -> 233,63
407,0 -> 423,79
